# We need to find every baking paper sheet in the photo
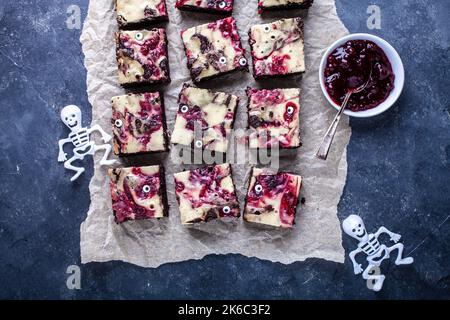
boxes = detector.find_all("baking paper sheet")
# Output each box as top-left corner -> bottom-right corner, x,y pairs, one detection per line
80,0 -> 350,267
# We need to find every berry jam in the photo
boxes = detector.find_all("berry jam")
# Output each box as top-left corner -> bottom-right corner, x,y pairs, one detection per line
324,40 -> 395,112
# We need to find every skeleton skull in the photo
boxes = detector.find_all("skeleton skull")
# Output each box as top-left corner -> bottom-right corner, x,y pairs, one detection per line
342,214 -> 369,242
61,105 -> 82,131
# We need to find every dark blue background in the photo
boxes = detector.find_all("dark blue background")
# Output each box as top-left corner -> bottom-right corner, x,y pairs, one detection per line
0,0 -> 449,299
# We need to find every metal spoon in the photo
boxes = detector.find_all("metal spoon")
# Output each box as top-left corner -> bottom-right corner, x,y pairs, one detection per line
316,67 -> 373,160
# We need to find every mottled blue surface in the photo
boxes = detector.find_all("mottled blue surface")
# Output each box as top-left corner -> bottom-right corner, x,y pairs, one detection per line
0,0 -> 449,299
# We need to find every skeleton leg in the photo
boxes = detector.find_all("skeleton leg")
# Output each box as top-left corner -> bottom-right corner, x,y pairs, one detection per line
94,144 -> 116,166
387,243 -> 414,265
362,264 -> 385,292
64,156 -> 85,182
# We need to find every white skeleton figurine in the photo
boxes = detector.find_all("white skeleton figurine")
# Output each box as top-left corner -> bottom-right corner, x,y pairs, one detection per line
58,105 -> 115,181
342,215 -> 414,292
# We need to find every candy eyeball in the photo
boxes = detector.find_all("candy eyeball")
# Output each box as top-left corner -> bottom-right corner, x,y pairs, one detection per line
135,32 -> 144,41
254,184 -> 263,193
263,25 -> 271,33
180,105 -> 189,113
142,185 -> 151,193
218,1 -> 226,9
219,56 -> 227,65
222,206 -> 231,214
239,57 -> 247,66
114,119 -> 123,128
287,106 -> 295,114
195,140 -> 203,148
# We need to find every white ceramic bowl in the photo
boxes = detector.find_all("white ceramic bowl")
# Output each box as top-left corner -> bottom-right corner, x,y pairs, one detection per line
319,33 -> 405,118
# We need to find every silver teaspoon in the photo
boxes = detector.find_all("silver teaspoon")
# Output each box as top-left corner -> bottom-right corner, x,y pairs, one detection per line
316,67 -> 373,160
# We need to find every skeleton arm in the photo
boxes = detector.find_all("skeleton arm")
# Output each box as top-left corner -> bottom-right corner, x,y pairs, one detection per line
374,226 -> 401,243
88,124 -> 112,143
349,247 -> 364,274
58,138 -> 71,162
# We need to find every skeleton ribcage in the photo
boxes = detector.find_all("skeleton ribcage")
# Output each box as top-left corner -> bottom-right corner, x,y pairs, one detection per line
360,235 -> 381,255
70,129 -> 89,147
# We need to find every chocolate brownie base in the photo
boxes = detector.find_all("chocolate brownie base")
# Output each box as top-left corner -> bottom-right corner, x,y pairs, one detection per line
117,16 -> 169,30
177,5 -> 232,15
159,165 -> 169,217
258,0 -> 314,12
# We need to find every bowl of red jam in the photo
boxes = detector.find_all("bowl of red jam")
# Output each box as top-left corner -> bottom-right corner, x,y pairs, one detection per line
319,33 -> 404,118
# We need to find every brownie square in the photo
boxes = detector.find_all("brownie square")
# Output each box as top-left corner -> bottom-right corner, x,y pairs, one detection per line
116,28 -> 170,87
258,0 -> 314,13
174,163 -> 240,224
116,0 -> 168,28
175,0 -> 233,14
181,17 -> 248,83
111,92 -> 168,156
244,167 -> 302,228
109,165 -> 168,223
170,84 -> 238,153
246,87 -> 301,148
249,17 -> 305,79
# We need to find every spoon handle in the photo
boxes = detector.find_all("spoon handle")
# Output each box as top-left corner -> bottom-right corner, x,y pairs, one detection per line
316,91 -> 353,160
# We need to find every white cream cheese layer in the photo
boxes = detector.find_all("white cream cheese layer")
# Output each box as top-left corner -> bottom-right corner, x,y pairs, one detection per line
250,18 -> 305,77
244,168 -> 302,228
171,85 -> 238,153
174,164 -> 238,224
248,88 -> 301,148
116,0 -> 166,25
111,93 -> 166,154
109,165 -> 165,220
116,29 -> 168,84
181,18 -> 246,81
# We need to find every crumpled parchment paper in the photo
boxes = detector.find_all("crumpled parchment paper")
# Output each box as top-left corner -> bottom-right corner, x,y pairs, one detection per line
80,0 -> 350,267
